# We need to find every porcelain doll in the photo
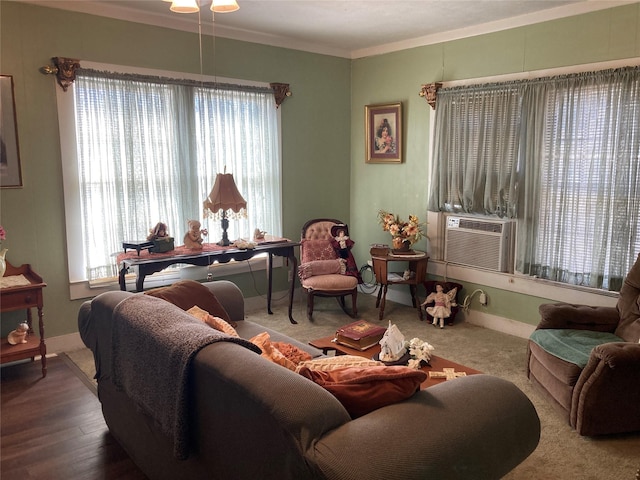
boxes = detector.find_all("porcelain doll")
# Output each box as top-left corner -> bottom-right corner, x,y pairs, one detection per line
183,220 -> 208,249
421,284 -> 457,329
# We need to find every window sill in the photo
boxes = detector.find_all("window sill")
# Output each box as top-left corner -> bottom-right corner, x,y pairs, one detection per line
427,260 -> 618,308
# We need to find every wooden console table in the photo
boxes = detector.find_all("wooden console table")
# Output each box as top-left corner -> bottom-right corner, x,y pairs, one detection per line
1,261 -> 47,377
371,250 -> 429,320
118,240 -> 300,324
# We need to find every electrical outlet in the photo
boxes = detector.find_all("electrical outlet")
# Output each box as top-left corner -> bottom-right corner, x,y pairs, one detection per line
288,269 -> 293,282
479,292 -> 487,305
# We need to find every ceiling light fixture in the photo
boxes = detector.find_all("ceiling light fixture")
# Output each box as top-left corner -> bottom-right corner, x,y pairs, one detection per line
166,0 -> 239,14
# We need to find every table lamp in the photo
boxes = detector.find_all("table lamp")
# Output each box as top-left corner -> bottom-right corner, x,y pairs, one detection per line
203,172 -> 247,246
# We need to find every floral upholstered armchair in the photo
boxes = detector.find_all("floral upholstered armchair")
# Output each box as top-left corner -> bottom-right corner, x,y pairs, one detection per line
527,253 -> 640,436
298,219 -> 361,320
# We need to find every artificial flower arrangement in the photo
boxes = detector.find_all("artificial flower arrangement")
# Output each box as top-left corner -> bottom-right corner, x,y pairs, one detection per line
377,210 -> 424,250
378,322 -> 435,369
407,337 -> 435,370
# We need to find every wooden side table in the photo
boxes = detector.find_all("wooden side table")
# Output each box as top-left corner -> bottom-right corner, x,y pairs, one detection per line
371,251 -> 428,320
1,261 -> 47,377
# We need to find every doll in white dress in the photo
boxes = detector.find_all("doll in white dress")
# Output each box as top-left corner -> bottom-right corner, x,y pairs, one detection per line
422,284 -> 457,329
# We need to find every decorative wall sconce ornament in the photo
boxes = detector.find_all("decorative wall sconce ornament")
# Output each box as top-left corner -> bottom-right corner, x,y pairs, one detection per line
270,83 -> 292,108
419,82 -> 442,110
39,57 -> 81,92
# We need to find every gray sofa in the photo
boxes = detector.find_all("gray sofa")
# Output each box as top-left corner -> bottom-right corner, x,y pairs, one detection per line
78,280 -> 540,480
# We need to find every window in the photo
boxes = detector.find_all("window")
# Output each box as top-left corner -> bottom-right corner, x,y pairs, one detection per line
60,65 -> 281,287
429,67 -> 640,291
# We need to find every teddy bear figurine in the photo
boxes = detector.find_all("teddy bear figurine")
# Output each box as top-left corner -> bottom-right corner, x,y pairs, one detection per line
183,220 -> 208,250
8,322 -> 29,345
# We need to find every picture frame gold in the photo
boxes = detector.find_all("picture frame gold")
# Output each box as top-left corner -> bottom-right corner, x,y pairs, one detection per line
365,102 -> 402,164
1,75 -> 23,188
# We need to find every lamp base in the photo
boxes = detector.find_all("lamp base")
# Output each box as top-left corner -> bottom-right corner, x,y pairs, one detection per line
217,216 -> 231,247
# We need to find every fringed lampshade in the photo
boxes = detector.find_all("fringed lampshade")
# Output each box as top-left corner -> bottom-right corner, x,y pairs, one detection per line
211,0 -> 239,13
203,172 -> 247,246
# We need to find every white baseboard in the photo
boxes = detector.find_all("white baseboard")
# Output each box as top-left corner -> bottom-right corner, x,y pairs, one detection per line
368,287 -> 534,339
461,311 -> 535,339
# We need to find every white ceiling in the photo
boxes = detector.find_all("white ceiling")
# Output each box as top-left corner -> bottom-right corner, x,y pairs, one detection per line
19,0 -> 636,58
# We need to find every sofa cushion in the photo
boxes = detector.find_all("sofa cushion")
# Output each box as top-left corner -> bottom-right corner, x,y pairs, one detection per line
271,341 -> 313,365
250,332 -> 296,371
145,280 -> 236,327
529,329 -> 623,368
300,239 -> 338,263
296,354 -> 383,372
298,365 -> 426,418
298,259 -> 345,279
300,274 -> 358,291
186,306 -> 238,337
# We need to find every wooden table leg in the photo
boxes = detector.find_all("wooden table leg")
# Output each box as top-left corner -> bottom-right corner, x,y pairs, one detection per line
410,284 -> 417,307
376,285 -> 383,307
266,252 -> 274,315
378,284 -> 388,320
37,306 -> 47,377
119,266 -> 127,291
410,284 -> 423,319
287,251 -> 298,324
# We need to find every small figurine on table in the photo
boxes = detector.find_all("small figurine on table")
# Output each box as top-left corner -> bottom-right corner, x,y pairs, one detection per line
147,222 -> 169,241
421,284 -> 458,329
183,220 -> 208,250
8,322 -> 29,345
378,322 -> 407,363
253,228 -> 266,241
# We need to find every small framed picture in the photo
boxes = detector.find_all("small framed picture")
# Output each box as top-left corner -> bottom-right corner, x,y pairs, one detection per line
365,102 -> 402,164
1,75 -> 23,188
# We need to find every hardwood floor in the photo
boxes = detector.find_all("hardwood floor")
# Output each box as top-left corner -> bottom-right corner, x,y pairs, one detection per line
1,356 -> 147,479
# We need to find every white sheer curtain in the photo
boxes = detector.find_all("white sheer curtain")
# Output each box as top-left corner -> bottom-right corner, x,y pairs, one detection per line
429,66 -> 640,291
73,70 -> 281,281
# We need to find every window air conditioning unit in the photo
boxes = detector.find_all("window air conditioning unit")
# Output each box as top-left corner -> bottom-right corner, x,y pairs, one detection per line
444,215 -> 515,273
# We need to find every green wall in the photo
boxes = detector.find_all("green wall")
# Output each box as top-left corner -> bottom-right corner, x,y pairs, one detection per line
348,3 -> 640,325
1,2 -> 639,338
0,1 -> 351,337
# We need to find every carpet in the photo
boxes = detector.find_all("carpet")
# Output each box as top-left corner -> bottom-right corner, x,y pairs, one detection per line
66,291 -> 640,479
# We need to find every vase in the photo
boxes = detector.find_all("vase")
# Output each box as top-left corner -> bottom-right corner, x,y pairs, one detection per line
0,248 -> 7,278
392,239 -> 412,254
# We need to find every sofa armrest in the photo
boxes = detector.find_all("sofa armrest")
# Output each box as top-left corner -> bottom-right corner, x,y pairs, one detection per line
202,280 -> 245,323
311,375 -> 540,480
78,290 -> 135,380
591,341 -> 640,367
571,342 -> 640,435
537,303 -> 619,332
